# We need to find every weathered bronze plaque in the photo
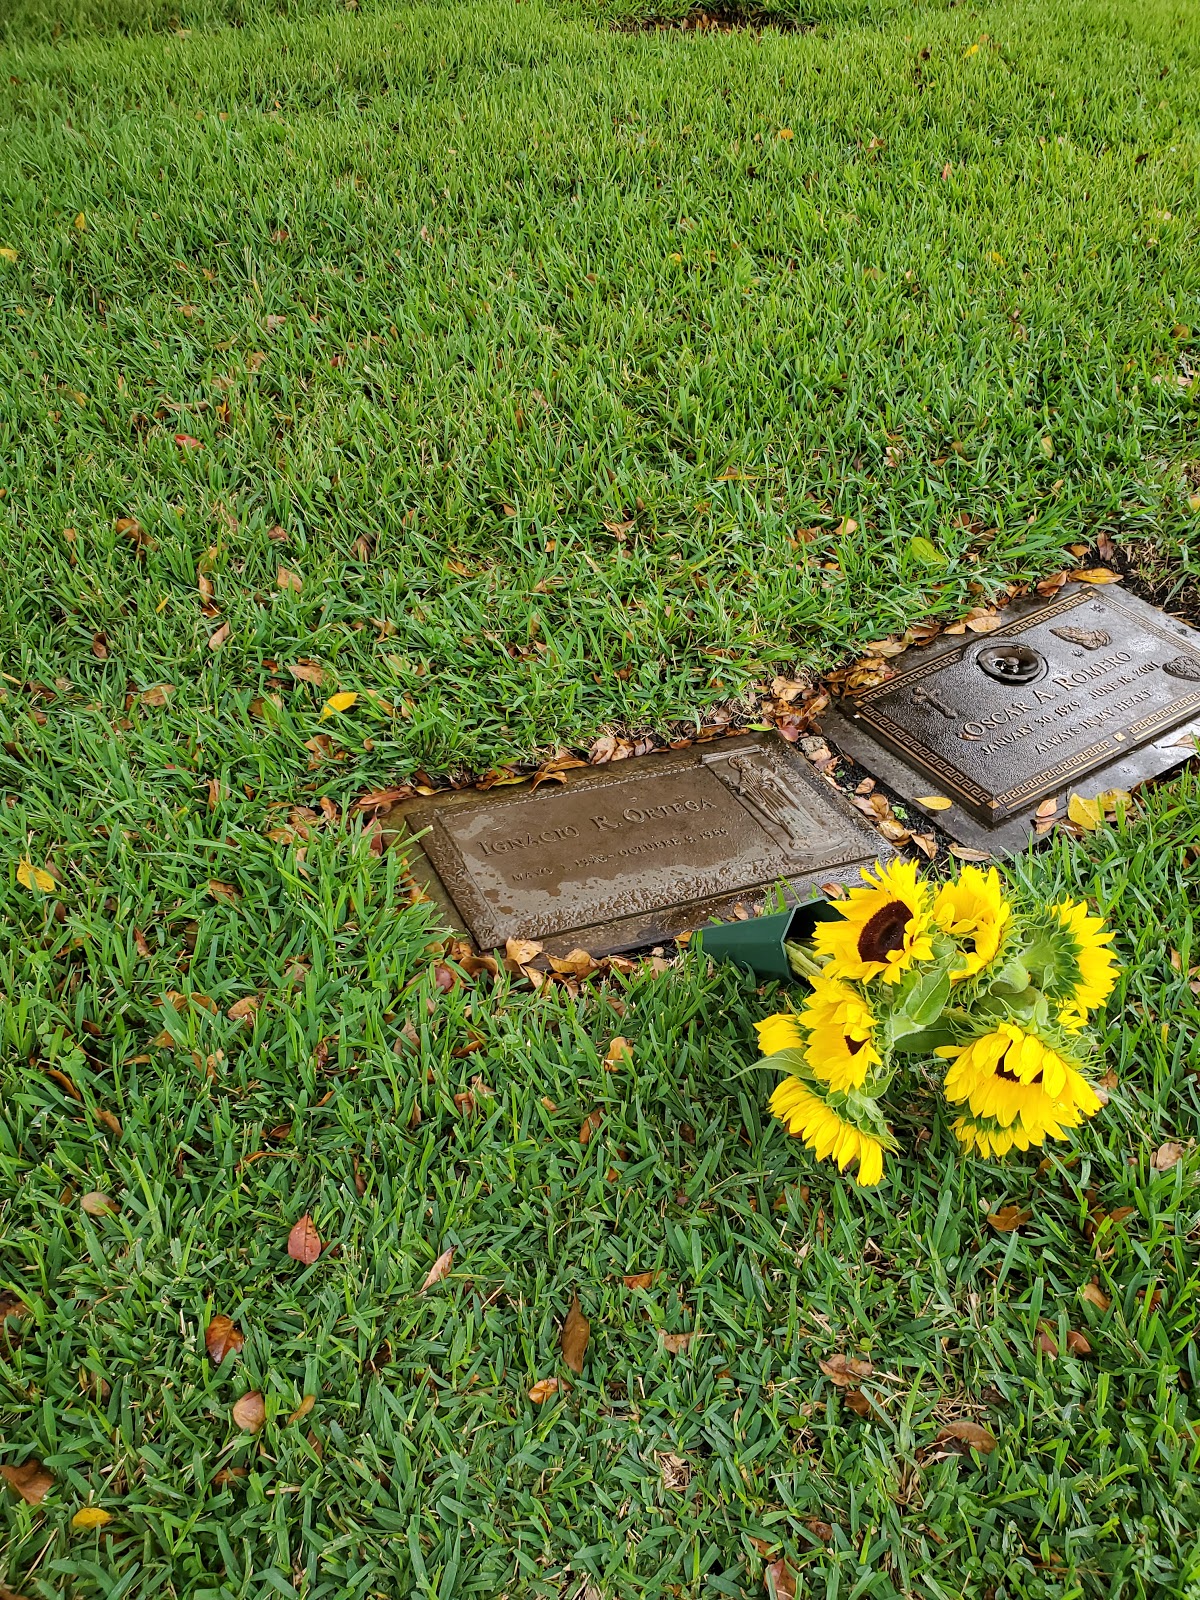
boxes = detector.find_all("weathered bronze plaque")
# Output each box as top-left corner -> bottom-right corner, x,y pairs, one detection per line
392,733 -> 890,955
825,583 -> 1200,839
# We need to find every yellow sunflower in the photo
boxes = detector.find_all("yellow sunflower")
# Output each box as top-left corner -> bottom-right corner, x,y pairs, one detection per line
938,1022 -> 1102,1150
768,1077 -> 885,1185
1052,899 -> 1118,1029
932,865 -> 1011,981
794,970 -> 881,1092
813,859 -> 935,985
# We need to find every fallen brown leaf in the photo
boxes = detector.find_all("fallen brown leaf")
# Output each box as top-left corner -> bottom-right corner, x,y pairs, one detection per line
227,996 -> 260,1023
1081,1281 -> 1111,1312
505,937 -> 543,967
277,566 -> 302,593
528,1377 -> 560,1403
547,948 -> 597,977
805,1518 -> 833,1544
208,621 -> 231,652
934,1419 -> 996,1454
764,1558 -> 796,1599
660,1331 -> 696,1354
1065,1329 -> 1092,1356
1035,1322 -> 1059,1357
623,1272 -> 657,1290
561,1296 -> 590,1374
288,660 -> 324,687
288,1394 -> 316,1424
232,1390 -> 266,1432
579,1109 -> 603,1146
207,879 -> 239,904
948,845 -> 992,862
422,1247 -> 454,1291
987,1204 -> 1032,1232
1,1459 -> 54,1505
205,1314 -> 245,1363
95,1109 -> 122,1139
1152,1141 -> 1184,1172
819,1353 -> 873,1387
286,1214 -> 322,1265
91,632 -> 109,660
80,1191 -> 118,1217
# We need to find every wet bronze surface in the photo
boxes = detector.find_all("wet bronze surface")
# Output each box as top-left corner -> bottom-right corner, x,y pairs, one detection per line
843,585 -> 1200,824
392,733 -> 890,953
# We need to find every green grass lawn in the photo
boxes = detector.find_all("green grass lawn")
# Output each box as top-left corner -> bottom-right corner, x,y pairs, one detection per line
2,0 -> 1200,1594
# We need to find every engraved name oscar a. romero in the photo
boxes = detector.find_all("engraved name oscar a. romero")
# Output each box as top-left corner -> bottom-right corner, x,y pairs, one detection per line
957,648 -> 1159,757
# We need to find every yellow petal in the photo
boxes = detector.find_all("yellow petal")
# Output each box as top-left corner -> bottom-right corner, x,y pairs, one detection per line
0,247 -> 17,263
1067,793 -> 1102,831
71,1508 -> 111,1529
319,691 -> 358,720
17,860 -> 56,893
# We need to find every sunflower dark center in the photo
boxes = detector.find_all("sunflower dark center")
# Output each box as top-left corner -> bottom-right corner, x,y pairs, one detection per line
857,900 -> 912,964
996,1050 -> 1042,1087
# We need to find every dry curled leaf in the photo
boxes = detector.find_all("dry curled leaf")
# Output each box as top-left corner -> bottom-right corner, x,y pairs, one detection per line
1153,1141 -> 1184,1172
934,1419 -> 996,1454
528,1376 -> 560,1403
227,996 -> 260,1023
421,1247 -> 454,1291
603,1036 -> 633,1071
288,660 -> 324,687
1065,1329 -> 1092,1357
277,565 -> 302,592
987,1204 -> 1032,1233
579,1109 -> 603,1146
207,879 -> 240,904
948,845 -> 992,862
1036,1323 -> 1059,1357
1,1460 -> 54,1505
205,1314 -> 245,1363
505,937 -> 543,967
819,1353 -> 873,1387
1081,1281 -> 1111,1312
913,795 -> 952,811
288,1394 -> 316,1424
208,621 -> 231,653
71,1507 -> 111,1530
561,1296 -> 590,1374
286,1214 -> 322,1265
95,1109 -> 122,1139
623,1271 -> 657,1290
80,1191 -> 118,1217
232,1390 -> 266,1433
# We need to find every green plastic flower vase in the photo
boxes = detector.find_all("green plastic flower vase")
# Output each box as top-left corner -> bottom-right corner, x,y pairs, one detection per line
697,895 -> 841,981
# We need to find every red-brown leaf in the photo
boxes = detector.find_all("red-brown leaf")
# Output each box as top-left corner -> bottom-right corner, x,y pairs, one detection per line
561,1296 -> 590,1374
286,1214 -> 322,1265
205,1314 -> 245,1363
764,1558 -> 796,1599
987,1204 -> 1032,1233
528,1377 -> 560,1403
1,1459 -> 54,1505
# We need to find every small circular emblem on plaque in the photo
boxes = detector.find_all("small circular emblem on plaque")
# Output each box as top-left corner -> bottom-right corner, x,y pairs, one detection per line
973,641 -> 1047,685
1162,655 -> 1200,682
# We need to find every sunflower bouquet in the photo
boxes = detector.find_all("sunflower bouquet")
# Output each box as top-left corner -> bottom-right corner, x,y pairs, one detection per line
756,860 -> 1118,1186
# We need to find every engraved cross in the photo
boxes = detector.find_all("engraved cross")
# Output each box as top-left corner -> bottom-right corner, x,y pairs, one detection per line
911,683 -> 958,718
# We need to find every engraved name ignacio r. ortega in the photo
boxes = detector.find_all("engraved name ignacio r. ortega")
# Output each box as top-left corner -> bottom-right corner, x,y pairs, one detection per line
476,796 -> 718,858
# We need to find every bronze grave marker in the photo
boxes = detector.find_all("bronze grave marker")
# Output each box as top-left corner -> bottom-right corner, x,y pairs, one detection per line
392,732 -> 891,954
821,582 -> 1200,851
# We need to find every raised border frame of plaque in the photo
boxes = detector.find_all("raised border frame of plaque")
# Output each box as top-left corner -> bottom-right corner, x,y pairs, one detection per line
819,582 -> 1200,853
389,732 -> 893,956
